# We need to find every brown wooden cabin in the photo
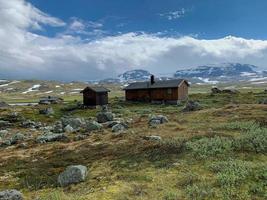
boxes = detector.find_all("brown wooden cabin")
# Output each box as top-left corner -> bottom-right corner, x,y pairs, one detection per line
80,86 -> 110,107
123,76 -> 189,104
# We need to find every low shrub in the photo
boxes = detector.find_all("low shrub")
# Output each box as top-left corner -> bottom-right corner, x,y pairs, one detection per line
185,183 -> 215,200
186,136 -> 233,159
221,121 -> 259,131
234,127 -> 267,153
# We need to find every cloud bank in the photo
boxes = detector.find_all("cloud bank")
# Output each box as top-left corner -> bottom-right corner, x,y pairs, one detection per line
1,0 -> 267,81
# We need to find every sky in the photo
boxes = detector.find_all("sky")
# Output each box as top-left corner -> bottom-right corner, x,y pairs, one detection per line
0,0 -> 267,81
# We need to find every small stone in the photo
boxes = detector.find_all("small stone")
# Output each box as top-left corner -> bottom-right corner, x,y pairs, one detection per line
144,135 -> 162,141
85,121 -> 103,132
58,165 -> 88,187
36,132 -> 68,144
39,107 -> 54,115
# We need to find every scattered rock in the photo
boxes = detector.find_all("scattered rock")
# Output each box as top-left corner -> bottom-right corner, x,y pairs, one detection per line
21,120 -> 39,128
39,107 -> 54,115
58,165 -> 88,187
144,135 -> 162,141
85,121 -> 103,132
53,121 -> 64,133
64,125 -> 74,133
36,133 -> 68,144
182,100 -> 201,112
148,115 -> 168,127
0,189 -> 23,200
112,123 -> 126,133
61,117 -> 85,130
10,133 -> 25,145
96,112 -> 114,123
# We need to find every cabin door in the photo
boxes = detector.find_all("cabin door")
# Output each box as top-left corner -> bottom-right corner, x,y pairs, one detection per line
97,93 -> 106,105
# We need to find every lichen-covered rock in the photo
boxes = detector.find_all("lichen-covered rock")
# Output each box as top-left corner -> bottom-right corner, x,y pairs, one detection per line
64,125 -> 74,133
148,115 -> 168,127
85,121 -> 103,132
96,112 -> 114,123
10,133 -> 25,145
53,121 -> 64,133
58,165 -> 88,187
0,189 -> 23,200
112,123 -> 126,133
61,117 -> 85,130
182,100 -> 201,112
36,133 -> 68,143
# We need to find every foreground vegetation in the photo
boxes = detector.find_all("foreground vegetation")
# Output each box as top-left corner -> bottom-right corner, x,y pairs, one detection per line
0,86 -> 266,200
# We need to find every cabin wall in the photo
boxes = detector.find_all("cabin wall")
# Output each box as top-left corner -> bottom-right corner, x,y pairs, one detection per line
83,90 -> 96,106
125,90 -> 150,101
96,93 -> 108,105
150,88 -> 178,101
177,82 -> 188,100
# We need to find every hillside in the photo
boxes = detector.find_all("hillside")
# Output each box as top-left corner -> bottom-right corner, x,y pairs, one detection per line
0,84 -> 266,200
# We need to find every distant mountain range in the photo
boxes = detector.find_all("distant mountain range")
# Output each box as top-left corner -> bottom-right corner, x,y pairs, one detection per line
98,63 -> 266,84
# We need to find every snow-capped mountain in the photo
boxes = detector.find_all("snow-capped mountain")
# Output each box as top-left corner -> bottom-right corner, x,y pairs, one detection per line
118,69 -> 152,82
174,63 -> 257,78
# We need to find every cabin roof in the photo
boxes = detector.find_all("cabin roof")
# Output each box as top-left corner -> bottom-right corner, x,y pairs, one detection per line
123,79 -> 189,90
80,86 -> 110,93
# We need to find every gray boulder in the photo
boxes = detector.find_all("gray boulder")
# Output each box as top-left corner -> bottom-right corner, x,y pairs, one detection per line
183,100 -> 201,112
85,121 -> 103,132
0,189 -> 23,200
53,121 -> 64,133
39,107 -> 54,115
112,123 -> 127,133
10,133 -> 25,145
21,120 -> 37,128
61,117 -> 85,130
64,125 -> 74,133
149,115 -> 168,127
58,165 -> 88,187
96,112 -> 114,123
36,132 -> 68,144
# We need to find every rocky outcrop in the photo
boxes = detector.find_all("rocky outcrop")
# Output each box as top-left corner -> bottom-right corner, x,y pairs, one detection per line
58,165 -> 88,187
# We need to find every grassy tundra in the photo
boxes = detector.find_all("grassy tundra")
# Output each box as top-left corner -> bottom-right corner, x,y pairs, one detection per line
0,83 -> 266,200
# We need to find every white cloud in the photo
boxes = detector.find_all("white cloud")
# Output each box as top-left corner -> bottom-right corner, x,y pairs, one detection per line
159,9 -> 186,20
1,0 -> 267,81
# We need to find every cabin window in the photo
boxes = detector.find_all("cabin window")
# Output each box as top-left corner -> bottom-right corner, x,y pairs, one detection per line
167,89 -> 172,95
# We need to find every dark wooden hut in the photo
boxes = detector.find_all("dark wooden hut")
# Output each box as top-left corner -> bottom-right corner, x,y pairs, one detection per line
123,76 -> 189,104
80,86 -> 110,106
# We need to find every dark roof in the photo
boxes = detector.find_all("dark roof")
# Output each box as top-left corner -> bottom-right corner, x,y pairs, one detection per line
123,79 -> 189,90
81,86 -> 110,93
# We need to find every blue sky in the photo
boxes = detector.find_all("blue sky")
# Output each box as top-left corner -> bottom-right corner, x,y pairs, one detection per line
29,0 -> 267,39
1,0 -> 267,81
